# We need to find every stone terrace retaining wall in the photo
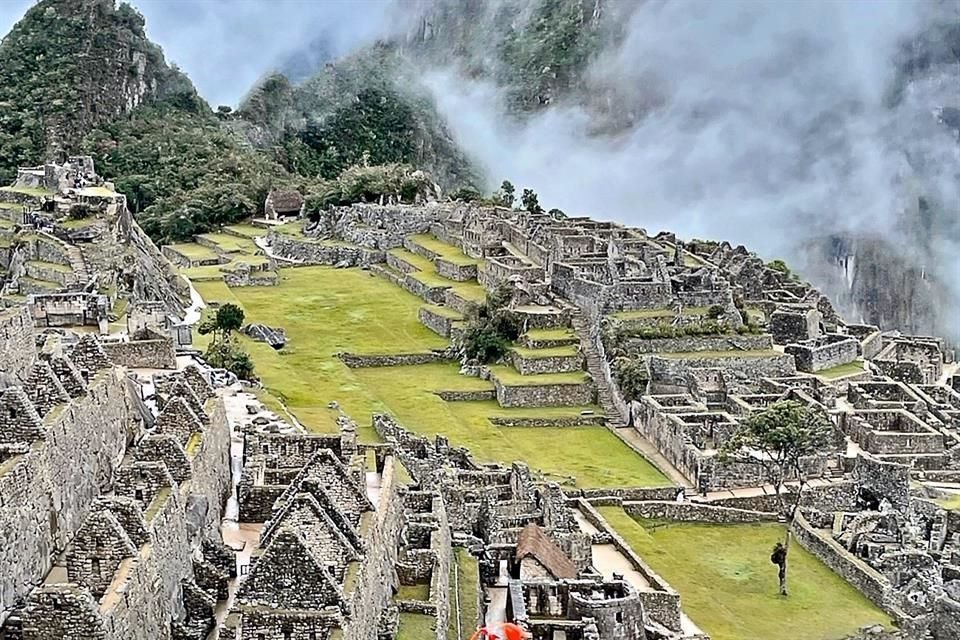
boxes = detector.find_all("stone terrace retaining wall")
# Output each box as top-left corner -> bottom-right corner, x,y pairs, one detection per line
269,233 -> 384,266
507,350 -> 582,375
648,353 -> 797,390
489,414 -> 605,427
435,389 -> 496,402
372,264 -> 448,304
624,333 -> 773,355
435,259 -> 476,282
338,351 -> 450,368
785,334 -> 859,373
492,378 -> 596,408
419,306 -> 461,339
623,500 -> 778,523
101,336 -> 177,370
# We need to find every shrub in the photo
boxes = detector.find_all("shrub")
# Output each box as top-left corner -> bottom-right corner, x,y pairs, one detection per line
457,283 -> 521,363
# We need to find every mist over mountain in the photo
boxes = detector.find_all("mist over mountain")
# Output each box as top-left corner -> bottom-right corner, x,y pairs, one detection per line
0,0 -> 956,339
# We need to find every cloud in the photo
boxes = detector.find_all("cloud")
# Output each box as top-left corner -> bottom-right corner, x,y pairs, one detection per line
423,0 -> 959,327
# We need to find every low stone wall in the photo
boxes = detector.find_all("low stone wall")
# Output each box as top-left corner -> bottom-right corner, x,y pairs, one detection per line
24,261 -> 72,286
224,268 -> 278,287
101,336 -> 177,370
374,265 -> 449,304
785,334 -> 859,373
419,306 -> 460,339
623,500 -> 777,523
162,246 -> 219,268
575,487 -> 680,502
338,351 -> 450,368
435,259 -> 476,282
489,414 -> 606,427
435,389 -> 496,402
386,250 -> 419,274
790,512 -> 901,619
625,333 -> 773,355
648,353 -> 797,389
269,233 -> 384,266
444,289 -> 482,316
492,378 -> 596,408
507,350 -> 582,375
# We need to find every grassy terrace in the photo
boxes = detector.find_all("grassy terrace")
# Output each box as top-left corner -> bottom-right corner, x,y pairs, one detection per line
196,232 -> 259,254
817,360 -> 865,379
168,242 -> 218,260
397,613 -> 435,639
389,247 -> 486,302
223,223 -> 267,238
26,260 -> 72,273
408,233 -> 478,266
659,349 -> 781,359
599,507 -> 891,640
397,582 -> 430,601
448,549 -> 480,640
0,185 -> 52,197
422,303 -> 464,320
510,345 -> 579,359
524,327 -> 576,341
195,266 -> 667,487
488,365 -> 588,386
612,306 -> 709,320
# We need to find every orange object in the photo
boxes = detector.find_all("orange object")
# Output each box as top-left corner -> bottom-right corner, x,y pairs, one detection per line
469,623 -> 529,640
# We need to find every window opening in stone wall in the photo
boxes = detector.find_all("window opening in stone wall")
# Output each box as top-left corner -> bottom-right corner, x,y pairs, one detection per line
91,557 -> 100,576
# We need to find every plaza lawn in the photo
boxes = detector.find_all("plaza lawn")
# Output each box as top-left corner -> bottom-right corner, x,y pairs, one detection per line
598,507 -> 892,640
397,613 -> 436,640
193,266 -> 668,487
817,360 -> 865,380
353,362 -> 669,488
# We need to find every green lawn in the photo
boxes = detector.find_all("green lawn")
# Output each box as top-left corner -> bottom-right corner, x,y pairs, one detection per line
398,613 -> 436,639
612,306 -> 709,320
598,507 -> 891,640
224,223 -> 268,238
510,345 -> 579,359
397,582 -> 431,601
408,233 -> 478,266
193,266 -> 666,487
524,327 -> 576,341
659,350 -> 781,359
488,364 -> 588,386
196,232 -> 259,254
0,185 -> 52,197
448,549 -> 480,640
421,304 -> 464,320
168,243 -> 218,261
817,360 -> 865,379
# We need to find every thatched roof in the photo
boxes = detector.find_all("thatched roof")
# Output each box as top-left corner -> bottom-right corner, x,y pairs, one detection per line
267,189 -> 304,213
515,523 -> 577,579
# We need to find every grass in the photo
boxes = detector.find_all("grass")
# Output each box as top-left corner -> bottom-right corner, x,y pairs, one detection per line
613,306 -> 709,320
0,185 -> 52,197
388,247 -> 487,302
524,327 -> 576,341
598,507 -> 892,640
421,304 -> 464,320
144,487 -> 172,522
488,364 -> 589,386
274,221 -> 306,237
182,256 -> 271,281
659,349 -> 781,359
196,232 -> 259,254
510,345 -> 579,359
398,613 -> 436,639
397,582 -> 431,601
448,549 -> 480,640
26,260 -> 72,273
408,233 -> 478,266
17,276 -> 59,291
817,360 -> 865,379
193,266 -> 667,488
168,243 -> 218,261
354,363 -> 668,487
60,217 -> 100,229
935,493 -> 960,510
77,185 -> 116,197
224,223 -> 268,238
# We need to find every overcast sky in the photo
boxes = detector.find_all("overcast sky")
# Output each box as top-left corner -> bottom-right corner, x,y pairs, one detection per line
0,0 -> 397,106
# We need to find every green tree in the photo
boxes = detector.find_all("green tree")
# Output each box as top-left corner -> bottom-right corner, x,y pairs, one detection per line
458,283 -> 521,363
521,188 -> 543,214
720,400 -> 833,596
499,180 -> 516,207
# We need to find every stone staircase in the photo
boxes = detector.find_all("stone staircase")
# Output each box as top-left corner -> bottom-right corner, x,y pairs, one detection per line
37,230 -> 90,284
571,308 -> 626,427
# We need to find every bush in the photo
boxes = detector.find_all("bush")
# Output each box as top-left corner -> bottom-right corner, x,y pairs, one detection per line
706,305 -> 725,320
68,204 -> 91,220
613,356 -> 648,402
205,339 -> 255,381
457,283 -> 521,363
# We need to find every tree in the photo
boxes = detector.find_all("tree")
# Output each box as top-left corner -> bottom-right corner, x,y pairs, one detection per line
499,180 -> 516,207
521,188 -> 543,214
720,400 -> 833,596
198,303 -> 244,345
457,283 -> 522,364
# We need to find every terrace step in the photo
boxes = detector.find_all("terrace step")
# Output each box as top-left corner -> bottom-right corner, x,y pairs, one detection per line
571,309 -> 625,425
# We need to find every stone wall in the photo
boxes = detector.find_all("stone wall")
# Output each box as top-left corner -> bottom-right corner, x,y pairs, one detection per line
785,334 -> 859,373
623,333 -> 773,355
101,335 -> 177,370
648,353 -> 796,391
268,233 -> 384,266
338,351 -> 450,368
418,306 -> 461,339
492,378 -> 596,408
623,500 -> 778,523
0,306 -> 36,382
0,369 -> 131,624
435,258 -> 476,282
507,350 -> 582,375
